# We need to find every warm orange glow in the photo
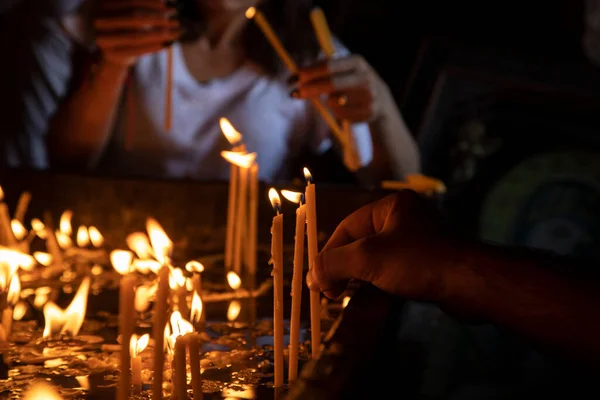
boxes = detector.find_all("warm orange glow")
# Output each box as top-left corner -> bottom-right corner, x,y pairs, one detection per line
130,333 -> 150,357
342,296 -> 351,308
221,151 -> 257,169
33,252 -> 52,266
110,250 -> 133,275
11,219 -> 27,241
222,385 -> 256,399
0,247 -> 35,271
59,210 -> 73,237
134,284 -> 157,313
31,218 -> 47,238
169,267 -> 186,290
245,6 -> 256,19
21,381 -> 63,400
55,231 -> 72,249
191,291 -> 203,323
126,232 -> 154,259
226,271 -> 242,290
88,226 -> 104,247
75,376 -> 90,391
146,218 -> 172,265
76,226 -> 89,247
303,167 -> 313,182
268,188 -> 281,211
0,186 -> 3,201
13,301 -> 27,321
185,261 -> 205,273
7,274 -> 20,305
166,311 -> 194,353
132,259 -> 161,275
227,300 -> 241,321
220,117 -> 243,145
43,277 -> 90,338
281,190 -> 302,204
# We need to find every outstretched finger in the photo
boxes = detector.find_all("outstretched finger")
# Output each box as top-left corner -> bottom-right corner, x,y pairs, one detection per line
297,55 -> 364,85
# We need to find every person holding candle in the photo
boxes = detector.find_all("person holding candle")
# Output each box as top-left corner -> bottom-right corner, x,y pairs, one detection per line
23,0 -> 419,182
307,189 -> 600,370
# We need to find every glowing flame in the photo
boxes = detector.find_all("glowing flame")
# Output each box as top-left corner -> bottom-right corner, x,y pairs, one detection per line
0,186 -> 3,201
21,381 -> 63,400
43,277 -> 91,338
342,296 -> 351,308
281,190 -> 302,204
227,300 -> 241,321
55,231 -> 72,249
166,311 -> 194,353
31,218 -> 47,238
34,287 -> 51,309
220,117 -> 243,145
13,301 -> 27,321
146,218 -> 172,265
110,250 -> 133,275
245,6 -> 256,19
132,259 -> 161,275
222,385 -> 256,399
191,291 -> 203,323
126,232 -> 154,259
303,167 -> 313,183
135,284 -> 157,313
130,333 -> 150,357
227,271 -> 241,290
34,252 -> 53,266
88,226 -> 104,247
0,247 -> 35,271
59,210 -> 73,237
7,274 -> 20,304
11,219 -> 27,241
221,151 -> 256,169
268,188 -> 281,212
75,376 -> 90,391
185,261 -> 204,273
169,268 -> 186,289
76,226 -> 89,247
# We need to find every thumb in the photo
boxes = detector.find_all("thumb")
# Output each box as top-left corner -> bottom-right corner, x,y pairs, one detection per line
310,235 -> 382,298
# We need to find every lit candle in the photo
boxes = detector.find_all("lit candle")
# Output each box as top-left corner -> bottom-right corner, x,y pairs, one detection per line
185,261 -> 204,298
303,168 -> 321,358
268,188 -> 284,387
174,335 -> 188,400
245,162 -> 259,275
220,118 -> 244,272
118,274 -> 135,400
187,332 -> 203,399
1,274 -> 20,342
281,190 -> 306,382
130,333 -> 149,391
152,266 -> 170,400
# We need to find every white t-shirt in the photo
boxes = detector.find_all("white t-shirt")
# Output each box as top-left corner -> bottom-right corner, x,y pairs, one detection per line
108,42 -> 373,181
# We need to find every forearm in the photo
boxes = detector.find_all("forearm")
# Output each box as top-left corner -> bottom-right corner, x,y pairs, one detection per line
445,240 -> 600,366
48,59 -> 128,168
368,78 -> 420,180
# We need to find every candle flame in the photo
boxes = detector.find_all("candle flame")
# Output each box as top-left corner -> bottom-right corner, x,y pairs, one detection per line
0,247 -> 35,271
21,381 -> 63,400
132,259 -> 161,275
303,167 -> 313,183
268,188 -> 281,212
220,118 -> 243,145
34,252 -> 53,266
227,300 -> 241,321
13,301 -> 27,321
166,311 -> 194,353
43,277 -> 90,338
280,190 -> 302,204
226,271 -> 242,290
342,296 -> 351,308
55,231 -> 72,249
245,6 -> 256,18
11,219 -> 27,241
134,283 -> 157,313
130,333 -> 150,357
146,218 -> 172,265
31,218 -> 47,238
59,210 -> 73,237
7,274 -> 20,305
221,151 -> 256,169
88,226 -> 104,247
191,291 -> 203,323
126,232 -> 154,259
169,267 -> 186,289
76,226 -> 89,247
185,261 -> 205,273
110,250 -> 133,275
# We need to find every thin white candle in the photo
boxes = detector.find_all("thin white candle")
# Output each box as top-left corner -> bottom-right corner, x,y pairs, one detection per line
281,190 -> 306,382
118,275 -> 135,400
268,188 -> 284,388
303,168 -> 321,358
152,266 -> 170,400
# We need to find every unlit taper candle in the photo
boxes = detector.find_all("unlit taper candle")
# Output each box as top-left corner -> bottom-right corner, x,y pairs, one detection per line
268,188 -> 284,387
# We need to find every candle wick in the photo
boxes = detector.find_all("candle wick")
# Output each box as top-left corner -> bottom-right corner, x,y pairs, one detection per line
300,193 -> 306,205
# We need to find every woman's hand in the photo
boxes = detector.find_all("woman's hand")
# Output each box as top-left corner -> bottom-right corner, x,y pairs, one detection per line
307,190 -> 456,301
94,0 -> 183,67
291,55 -> 385,123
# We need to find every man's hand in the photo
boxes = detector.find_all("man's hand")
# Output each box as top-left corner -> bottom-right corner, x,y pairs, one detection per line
307,190 -> 456,301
